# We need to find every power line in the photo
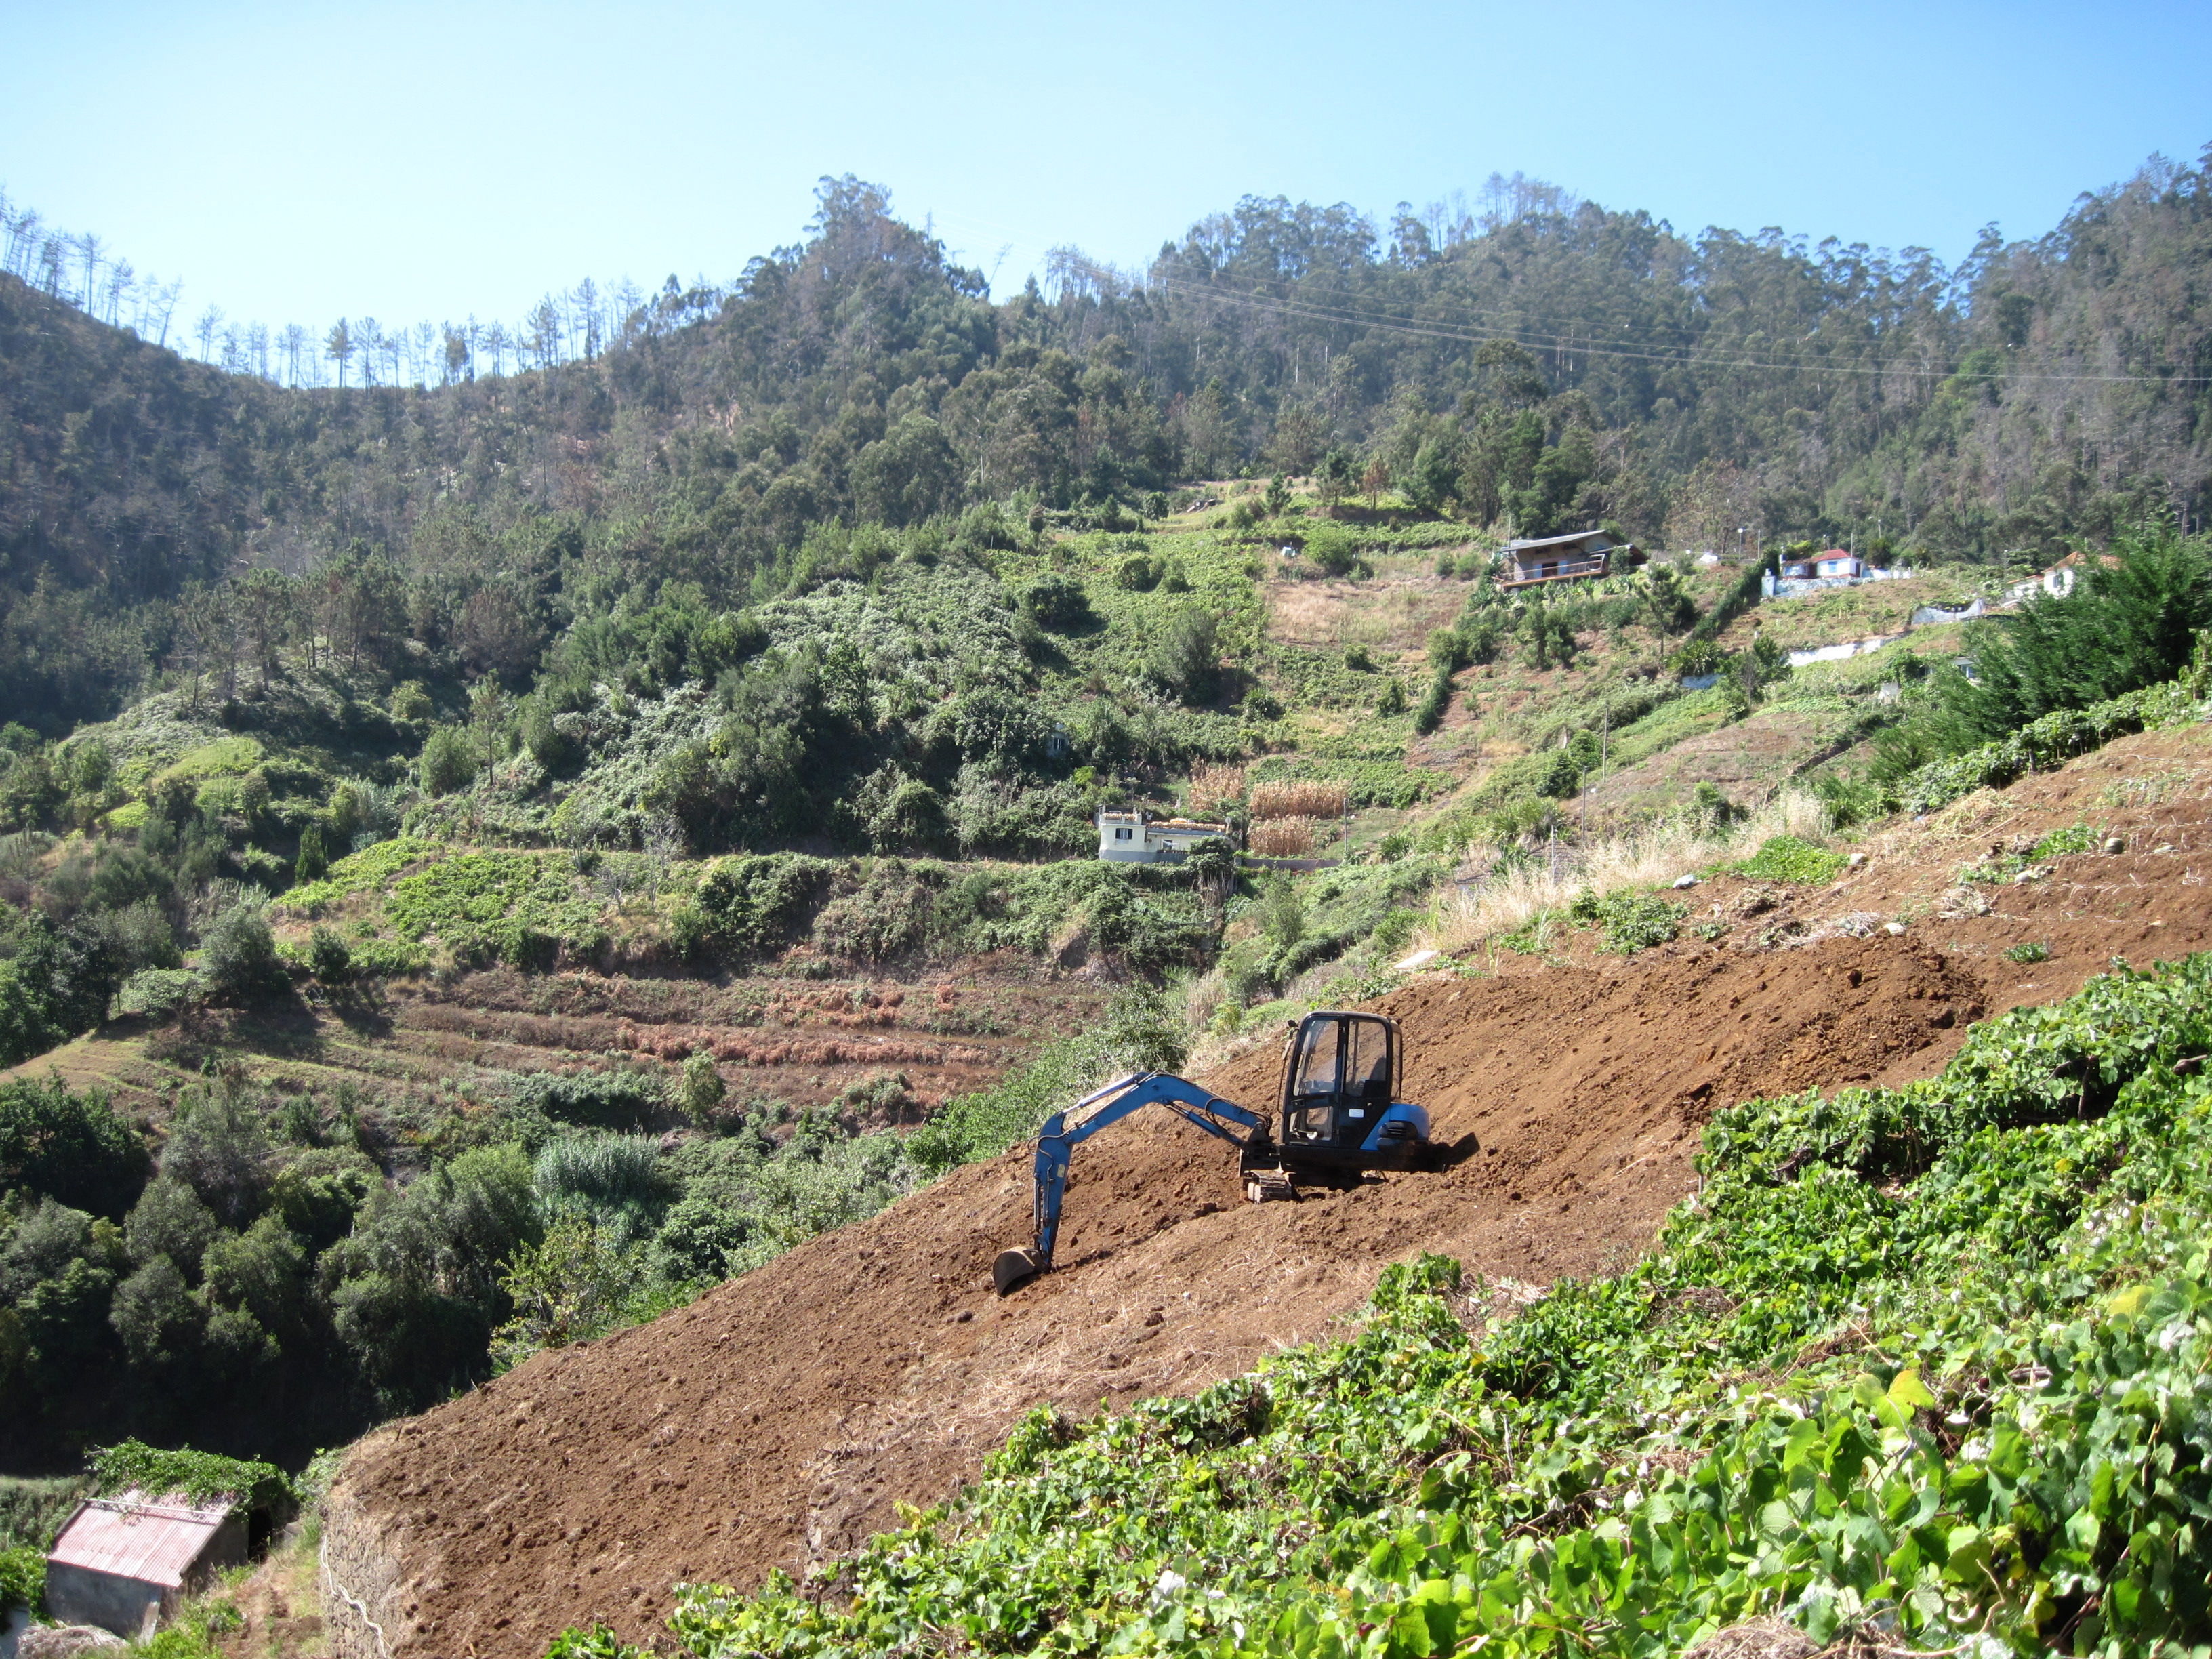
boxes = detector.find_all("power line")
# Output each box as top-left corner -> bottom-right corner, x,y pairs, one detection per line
1145,274 -> 2207,386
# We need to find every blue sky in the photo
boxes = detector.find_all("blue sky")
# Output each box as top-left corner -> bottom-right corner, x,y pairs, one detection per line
2,0 -> 2207,340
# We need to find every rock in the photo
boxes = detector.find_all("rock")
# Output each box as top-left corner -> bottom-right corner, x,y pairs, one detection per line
1684,1615 -> 1820,1659
19,1629 -> 126,1658
1884,921 -> 1908,936
1672,874 -> 1701,889
2105,836 -> 2127,855
1847,853 -> 1866,867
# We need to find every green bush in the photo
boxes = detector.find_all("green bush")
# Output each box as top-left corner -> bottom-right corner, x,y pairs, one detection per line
0,1542 -> 44,1617
1021,573 -> 1093,631
1893,676 -> 2206,815
676,1052 -> 726,1124
306,924 -> 352,983
417,724 -> 475,795
200,900 -> 284,1000
0,1078 -> 150,1218
1729,834 -> 1847,884
384,851 -> 598,968
1413,668 -> 1452,734
510,1070 -> 665,1132
116,966 -> 205,1019
293,824 -> 329,886
1567,888 -> 1688,953
672,853 -> 838,962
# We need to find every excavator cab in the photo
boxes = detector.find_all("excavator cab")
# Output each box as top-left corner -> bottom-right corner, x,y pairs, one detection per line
1280,1012 -> 1395,1149
1272,1012 -> 1427,1170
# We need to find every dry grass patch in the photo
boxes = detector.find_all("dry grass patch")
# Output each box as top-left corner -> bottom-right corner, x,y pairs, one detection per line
1420,790 -> 1831,954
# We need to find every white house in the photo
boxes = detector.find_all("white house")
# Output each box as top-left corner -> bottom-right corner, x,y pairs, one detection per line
1779,549 -> 1864,581
1097,810 -> 1233,865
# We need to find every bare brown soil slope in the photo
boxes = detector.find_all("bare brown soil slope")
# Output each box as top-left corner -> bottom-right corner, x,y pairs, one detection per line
325,934 -> 1991,1658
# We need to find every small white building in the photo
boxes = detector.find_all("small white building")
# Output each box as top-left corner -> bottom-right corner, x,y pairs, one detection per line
1097,811 -> 1233,865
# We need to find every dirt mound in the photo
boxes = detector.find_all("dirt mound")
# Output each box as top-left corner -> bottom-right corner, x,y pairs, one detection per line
324,934 -> 1990,1658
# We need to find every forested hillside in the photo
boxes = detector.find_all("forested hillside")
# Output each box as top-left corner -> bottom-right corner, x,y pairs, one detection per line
4,141 -> 2212,1659
5,157 -> 2210,728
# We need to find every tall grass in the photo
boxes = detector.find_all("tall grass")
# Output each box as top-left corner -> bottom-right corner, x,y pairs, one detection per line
1418,788 -> 1829,954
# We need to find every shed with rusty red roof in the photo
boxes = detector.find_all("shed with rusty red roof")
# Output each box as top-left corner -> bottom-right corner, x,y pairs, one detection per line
43,1491 -> 245,1638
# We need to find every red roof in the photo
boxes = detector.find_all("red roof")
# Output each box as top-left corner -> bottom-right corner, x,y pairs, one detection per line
47,1492 -> 231,1587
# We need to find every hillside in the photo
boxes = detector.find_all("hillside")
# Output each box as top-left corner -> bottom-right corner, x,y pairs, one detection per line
309,715 -> 2212,1657
2,146 -> 2212,1659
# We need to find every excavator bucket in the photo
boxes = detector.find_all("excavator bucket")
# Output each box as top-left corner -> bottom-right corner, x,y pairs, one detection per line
992,1246 -> 1046,1296
1243,1167 -> 1296,1202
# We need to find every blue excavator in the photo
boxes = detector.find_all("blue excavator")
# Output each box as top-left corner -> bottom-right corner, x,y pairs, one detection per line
991,1010 -> 1435,1294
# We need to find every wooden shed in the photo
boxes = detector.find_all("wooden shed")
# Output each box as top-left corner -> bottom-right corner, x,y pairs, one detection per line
1499,530 -> 1629,589
43,1492 -> 245,1639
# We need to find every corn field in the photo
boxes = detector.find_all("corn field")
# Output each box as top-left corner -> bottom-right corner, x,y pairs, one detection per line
1248,817 -> 1319,857
1187,764 -> 1246,814
1250,781 -> 1347,821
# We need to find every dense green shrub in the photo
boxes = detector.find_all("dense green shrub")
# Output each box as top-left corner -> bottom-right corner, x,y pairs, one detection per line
384,851 -> 598,968
0,1542 -> 44,1616
199,900 -> 283,1000
672,853 -> 838,962
1881,523 -> 2212,777
1567,888 -> 1687,952
1021,573 -> 1093,631
1895,674 -> 2208,814
535,1134 -> 674,1246
0,914 -> 122,1064
510,1070 -> 665,1132
306,924 -> 352,982
1729,833 -> 1847,884
0,1078 -> 148,1218
417,723 -> 476,794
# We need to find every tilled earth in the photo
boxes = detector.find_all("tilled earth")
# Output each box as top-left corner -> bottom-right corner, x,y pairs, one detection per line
316,727 -> 2212,1659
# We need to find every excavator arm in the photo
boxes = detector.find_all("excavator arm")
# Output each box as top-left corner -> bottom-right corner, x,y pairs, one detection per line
992,1072 -> 1269,1294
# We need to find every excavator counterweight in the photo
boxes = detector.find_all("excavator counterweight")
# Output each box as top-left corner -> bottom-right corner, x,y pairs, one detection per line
991,1011 -> 1436,1294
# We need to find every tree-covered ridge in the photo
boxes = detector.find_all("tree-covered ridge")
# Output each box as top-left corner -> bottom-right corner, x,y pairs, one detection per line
5,155 -> 2210,726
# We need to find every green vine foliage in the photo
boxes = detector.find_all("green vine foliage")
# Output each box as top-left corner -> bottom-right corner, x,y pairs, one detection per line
1728,834 -> 1849,886
88,1439 -> 292,1513
0,1544 -> 43,1617
550,952 -> 2212,1659
1897,679 -> 2209,816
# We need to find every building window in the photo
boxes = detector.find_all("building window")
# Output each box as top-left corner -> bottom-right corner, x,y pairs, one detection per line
1114,827 -> 1132,840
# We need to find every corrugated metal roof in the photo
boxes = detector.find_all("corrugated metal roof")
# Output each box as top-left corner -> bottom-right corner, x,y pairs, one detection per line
47,1491 -> 230,1588
1504,531 -> 1613,552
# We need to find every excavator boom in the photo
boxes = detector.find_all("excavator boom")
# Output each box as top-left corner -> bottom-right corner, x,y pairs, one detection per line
991,1010 -> 1437,1296
993,1072 -> 1269,1294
